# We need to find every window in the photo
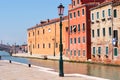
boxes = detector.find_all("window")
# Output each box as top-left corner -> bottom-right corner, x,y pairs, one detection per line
33,32 -> 34,36
43,29 -> 45,34
38,44 -> 40,48
66,27 -> 69,32
113,30 -> 118,40
78,50 -> 80,56
78,37 -> 80,43
92,30 -> 94,38
73,1 -> 75,6
74,12 -> 76,18
78,24 -> 80,32
43,44 -> 45,48
73,25 -> 76,33
83,50 -> 85,56
56,43 -> 58,48
91,13 -> 94,20
78,10 -> 80,16
77,0 -> 80,4
70,38 -> 72,44
70,26 -> 72,33
93,47 -> 95,55
97,12 -> 99,19
74,38 -> 76,44
102,10 -> 105,18
70,13 -> 72,18
97,29 -> 100,37
106,47 -> 108,55
114,9 -> 117,18
109,27 -> 112,36
82,23 -> 85,31
114,48 -> 118,56
82,9 -> 84,15
29,33 -> 30,37
74,50 -> 76,56
103,28 -> 105,36
113,30 -> 118,47
48,43 -> 51,48
98,47 -> 101,54
83,37 -> 85,43
38,30 -> 39,35
108,9 -> 111,16
70,50 -> 72,56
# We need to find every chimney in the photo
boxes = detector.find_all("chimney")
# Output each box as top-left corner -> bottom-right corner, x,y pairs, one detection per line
40,21 -> 46,24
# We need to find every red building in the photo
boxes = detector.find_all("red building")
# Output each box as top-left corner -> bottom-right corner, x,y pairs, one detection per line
66,0 -> 105,61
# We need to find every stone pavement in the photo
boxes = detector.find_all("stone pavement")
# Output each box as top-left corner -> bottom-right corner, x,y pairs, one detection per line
0,60 -> 109,80
12,53 -> 70,60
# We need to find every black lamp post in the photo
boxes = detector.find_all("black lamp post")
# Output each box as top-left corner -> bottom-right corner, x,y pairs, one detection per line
58,3 -> 64,77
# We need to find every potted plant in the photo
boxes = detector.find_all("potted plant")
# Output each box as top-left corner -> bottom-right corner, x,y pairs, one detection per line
97,54 -> 101,58
105,55 -> 108,58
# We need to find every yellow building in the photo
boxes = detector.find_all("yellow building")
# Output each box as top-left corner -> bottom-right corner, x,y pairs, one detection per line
27,16 -> 68,56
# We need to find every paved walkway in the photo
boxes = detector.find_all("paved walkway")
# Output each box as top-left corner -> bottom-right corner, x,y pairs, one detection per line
12,53 -> 70,60
0,60 -> 109,80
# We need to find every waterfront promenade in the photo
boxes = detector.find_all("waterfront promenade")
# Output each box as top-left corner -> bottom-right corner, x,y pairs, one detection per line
12,53 -> 70,61
0,60 -> 109,80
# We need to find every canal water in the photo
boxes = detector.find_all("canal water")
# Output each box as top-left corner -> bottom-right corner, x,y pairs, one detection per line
29,58 -> 120,80
0,51 -> 29,64
0,51 -> 120,80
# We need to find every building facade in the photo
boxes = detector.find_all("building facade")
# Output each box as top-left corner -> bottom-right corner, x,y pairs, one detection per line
66,0 -> 105,61
91,0 -> 120,64
27,16 -> 68,56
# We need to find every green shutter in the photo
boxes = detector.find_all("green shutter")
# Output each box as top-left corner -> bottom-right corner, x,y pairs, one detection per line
114,9 -> 117,18
98,47 -> 101,54
93,47 -> 95,55
114,48 -> 118,56
102,10 -> 105,17
106,47 -> 108,55
108,9 -> 111,16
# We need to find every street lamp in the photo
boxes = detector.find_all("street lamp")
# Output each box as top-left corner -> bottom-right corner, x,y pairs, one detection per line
58,3 -> 64,77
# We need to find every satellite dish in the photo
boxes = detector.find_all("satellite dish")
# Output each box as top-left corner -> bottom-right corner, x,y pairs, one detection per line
112,38 -> 117,46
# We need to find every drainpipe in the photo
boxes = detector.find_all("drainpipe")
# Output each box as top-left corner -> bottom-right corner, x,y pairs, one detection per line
111,1 -> 114,60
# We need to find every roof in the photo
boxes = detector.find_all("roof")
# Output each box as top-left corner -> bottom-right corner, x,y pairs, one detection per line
27,16 -> 68,31
69,2 -> 100,11
90,0 -> 120,10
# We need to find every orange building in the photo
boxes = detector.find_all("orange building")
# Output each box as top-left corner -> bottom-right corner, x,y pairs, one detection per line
66,0 -> 105,61
27,16 -> 68,56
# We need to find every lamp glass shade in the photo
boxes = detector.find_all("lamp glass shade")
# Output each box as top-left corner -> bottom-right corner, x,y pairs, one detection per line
58,3 -> 64,16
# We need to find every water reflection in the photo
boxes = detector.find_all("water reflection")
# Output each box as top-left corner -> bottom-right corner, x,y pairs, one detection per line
29,58 -> 120,80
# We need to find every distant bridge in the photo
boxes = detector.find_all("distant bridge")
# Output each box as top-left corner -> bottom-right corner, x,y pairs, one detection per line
0,44 -> 11,53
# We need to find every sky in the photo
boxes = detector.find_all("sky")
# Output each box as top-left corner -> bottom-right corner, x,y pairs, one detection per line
0,0 -> 71,45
